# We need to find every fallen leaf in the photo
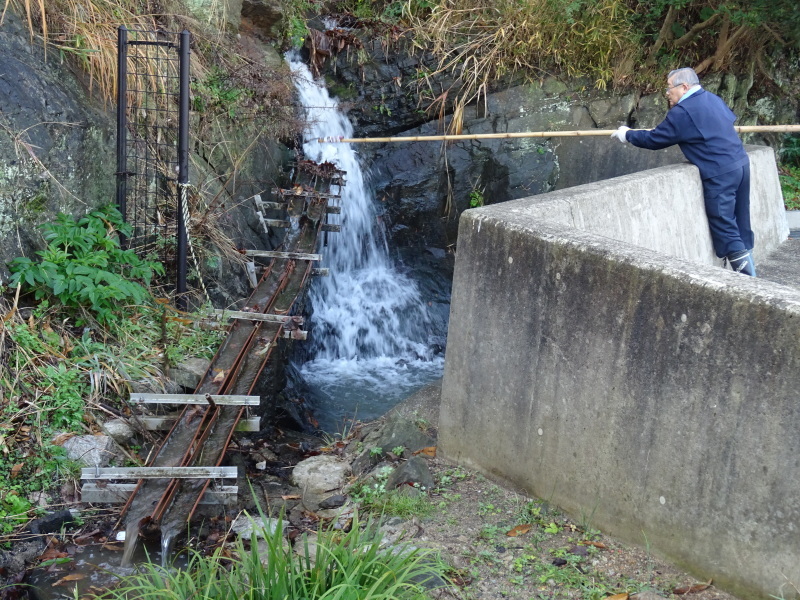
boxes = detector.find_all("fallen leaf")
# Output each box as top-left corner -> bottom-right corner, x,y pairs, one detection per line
101,543 -> 123,551
51,432 -> 75,446
212,370 -> 227,383
53,574 -> 85,586
73,529 -> 101,545
606,594 -> 628,600
673,580 -> 712,594
282,495 -> 300,500
9,463 -> 23,479
506,524 -> 532,537
579,540 -> 607,549
39,545 -> 68,561
412,446 -> 436,457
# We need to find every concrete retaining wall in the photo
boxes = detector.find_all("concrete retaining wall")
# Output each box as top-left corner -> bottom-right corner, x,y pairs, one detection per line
439,145 -> 799,599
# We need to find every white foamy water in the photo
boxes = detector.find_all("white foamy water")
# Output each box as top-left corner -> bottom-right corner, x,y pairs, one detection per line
287,57 -> 444,430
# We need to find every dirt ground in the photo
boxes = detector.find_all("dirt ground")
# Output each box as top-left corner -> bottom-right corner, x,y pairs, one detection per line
382,380 -> 743,600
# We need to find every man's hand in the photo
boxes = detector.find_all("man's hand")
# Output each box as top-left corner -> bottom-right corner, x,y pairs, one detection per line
611,126 -> 630,143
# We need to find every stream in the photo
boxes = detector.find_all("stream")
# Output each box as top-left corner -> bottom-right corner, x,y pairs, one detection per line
287,57 -> 446,433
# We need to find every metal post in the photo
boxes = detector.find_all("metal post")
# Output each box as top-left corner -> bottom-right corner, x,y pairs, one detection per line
176,30 -> 190,309
116,26 -> 129,247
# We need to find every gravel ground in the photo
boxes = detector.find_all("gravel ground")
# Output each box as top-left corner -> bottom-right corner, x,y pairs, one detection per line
373,381 -> 744,600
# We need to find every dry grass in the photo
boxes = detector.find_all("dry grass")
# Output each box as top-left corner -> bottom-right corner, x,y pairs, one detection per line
2,0 -> 164,104
406,0 -> 638,122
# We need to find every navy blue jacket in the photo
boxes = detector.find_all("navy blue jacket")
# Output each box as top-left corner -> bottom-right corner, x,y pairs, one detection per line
626,88 -> 748,180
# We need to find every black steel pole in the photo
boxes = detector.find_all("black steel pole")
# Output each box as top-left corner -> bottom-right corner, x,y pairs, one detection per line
176,29 -> 190,309
116,26 -> 129,248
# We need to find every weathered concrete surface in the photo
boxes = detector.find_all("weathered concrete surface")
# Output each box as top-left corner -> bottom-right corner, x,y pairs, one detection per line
496,145 -> 786,269
439,147 -> 799,599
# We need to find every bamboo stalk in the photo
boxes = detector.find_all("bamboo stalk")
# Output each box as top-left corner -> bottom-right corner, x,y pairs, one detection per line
318,124 -> 800,144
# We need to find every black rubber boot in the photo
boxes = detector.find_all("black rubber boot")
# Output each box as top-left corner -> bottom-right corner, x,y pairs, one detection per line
726,249 -> 756,277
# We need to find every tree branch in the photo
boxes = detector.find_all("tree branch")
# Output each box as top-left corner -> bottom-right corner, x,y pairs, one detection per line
645,5 -> 678,66
672,12 -> 722,48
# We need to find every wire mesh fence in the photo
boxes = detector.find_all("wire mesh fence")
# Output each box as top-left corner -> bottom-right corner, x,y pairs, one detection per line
117,26 -> 188,304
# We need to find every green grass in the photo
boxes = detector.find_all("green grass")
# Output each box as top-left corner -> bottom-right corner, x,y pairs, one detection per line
92,515 -> 448,600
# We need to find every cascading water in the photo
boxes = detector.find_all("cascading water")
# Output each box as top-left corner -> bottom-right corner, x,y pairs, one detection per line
287,57 -> 445,432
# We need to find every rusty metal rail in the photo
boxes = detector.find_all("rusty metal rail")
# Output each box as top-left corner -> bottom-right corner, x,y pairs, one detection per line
89,162 -> 346,553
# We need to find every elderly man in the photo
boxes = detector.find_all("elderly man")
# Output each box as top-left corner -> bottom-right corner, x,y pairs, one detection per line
611,67 -> 756,276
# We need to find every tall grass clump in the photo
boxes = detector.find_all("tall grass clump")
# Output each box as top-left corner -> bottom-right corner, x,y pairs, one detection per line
406,0 -> 637,123
91,515 -> 448,600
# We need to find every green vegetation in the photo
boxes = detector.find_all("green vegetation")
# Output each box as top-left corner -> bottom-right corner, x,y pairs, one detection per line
0,208 -> 225,540
93,515 -> 448,600
319,0 -> 799,124
349,466 -> 435,519
780,166 -> 800,210
780,134 -> 800,210
8,206 -> 161,324
468,188 -> 484,208
192,68 -> 249,118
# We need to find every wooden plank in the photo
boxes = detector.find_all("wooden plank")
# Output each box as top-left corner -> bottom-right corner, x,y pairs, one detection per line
259,202 -> 340,214
130,393 -> 260,406
81,483 -> 237,505
81,466 -> 239,480
264,219 -> 291,228
321,224 -> 341,232
311,268 -> 329,276
245,250 -> 321,261
213,310 -> 304,325
140,416 -> 260,432
282,329 -> 308,340
272,188 -> 341,199
260,201 -> 285,211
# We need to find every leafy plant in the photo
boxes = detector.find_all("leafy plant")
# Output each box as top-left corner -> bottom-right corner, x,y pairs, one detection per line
779,165 -> 800,211
780,134 -> 800,168
191,68 -> 247,118
8,206 -> 163,324
468,188 -> 484,208
93,515 -> 448,600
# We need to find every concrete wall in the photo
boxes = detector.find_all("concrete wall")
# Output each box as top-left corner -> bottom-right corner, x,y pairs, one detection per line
439,145 -> 799,599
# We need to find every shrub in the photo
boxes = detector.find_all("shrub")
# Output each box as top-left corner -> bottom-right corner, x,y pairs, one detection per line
8,205 -> 163,324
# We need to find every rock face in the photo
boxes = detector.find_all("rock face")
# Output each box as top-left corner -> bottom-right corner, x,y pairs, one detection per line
0,11 -> 115,283
321,36 -> 799,252
0,8 -> 289,305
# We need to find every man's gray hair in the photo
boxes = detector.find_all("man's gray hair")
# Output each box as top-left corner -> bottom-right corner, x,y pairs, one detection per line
668,67 -> 700,86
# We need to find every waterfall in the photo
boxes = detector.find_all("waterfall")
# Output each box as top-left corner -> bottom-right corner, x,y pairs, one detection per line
287,57 -> 444,431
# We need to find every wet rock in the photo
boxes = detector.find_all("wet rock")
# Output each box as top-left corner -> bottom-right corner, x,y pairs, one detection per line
0,539 -> 46,575
386,456 -> 435,492
230,512 -> 284,540
292,531 -> 319,566
241,0 -> 283,39
378,516 -> 423,547
62,435 -> 120,468
101,418 -> 136,445
373,412 -> 436,457
319,494 -> 347,509
633,93 -> 668,129
129,376 -> 182,395
28,509 -> 77,535
317,505 -> 354,521
586,93 -> 636,128
292,455 -> 351,494
168,357 -> 212,390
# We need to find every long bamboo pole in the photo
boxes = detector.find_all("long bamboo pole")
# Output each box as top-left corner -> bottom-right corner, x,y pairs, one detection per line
317,124 -> 800,144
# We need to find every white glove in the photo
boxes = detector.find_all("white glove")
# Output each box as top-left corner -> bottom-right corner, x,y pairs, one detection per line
611,126 -> 630,143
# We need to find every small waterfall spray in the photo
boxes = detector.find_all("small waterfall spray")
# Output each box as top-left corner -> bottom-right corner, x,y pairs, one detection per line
287,58 -> 444,430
